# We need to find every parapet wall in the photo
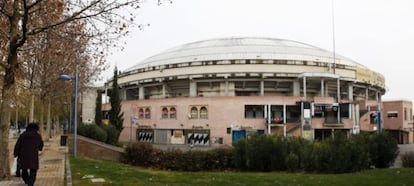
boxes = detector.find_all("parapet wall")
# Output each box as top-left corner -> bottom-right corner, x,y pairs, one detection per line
66,134 -> 125,162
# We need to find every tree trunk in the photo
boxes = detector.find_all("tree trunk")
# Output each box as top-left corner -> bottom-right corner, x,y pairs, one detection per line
0,39 -> 19,179
0,86 -> 12,179
46,99 -> 51,141
30,93 -> 35,122
40,101 -> 44,138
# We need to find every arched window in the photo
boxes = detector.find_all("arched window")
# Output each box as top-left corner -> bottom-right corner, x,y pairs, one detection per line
145,108 -> 151,119
170,107 -> 177,119
162,107 -> 169,119
190,107 -> 198,119
200,107 -> 208,119
138,108 -> 144,119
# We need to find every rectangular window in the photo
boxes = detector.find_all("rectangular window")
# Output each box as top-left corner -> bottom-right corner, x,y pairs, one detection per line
244,105 -> 264,118
313,105 -> 324,118
270,105 -> 283,124
324,106 -> 339,124
340,103 -> 350,118
286,105 -> 300,122
226,128 -> 231,134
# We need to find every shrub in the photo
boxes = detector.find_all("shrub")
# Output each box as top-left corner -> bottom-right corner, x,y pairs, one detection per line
285,152 -> 299,171
246,134 -> 274,171
206,148 -> 234,170
346,133 -> 371,171
124,144 -> 233,171
270,135 -> 287,171
77,123 -> 107,143
123,142 -> 154,167
156,149 -> 183,170
285,137 -> 309,170
122,131 -> 399,173
300,140 -> 318,172
401,152 -> 414,167
368,132 -> 399,168
100,124 -> 119,145
324,132 -> 352,173
232,138 -> 248,170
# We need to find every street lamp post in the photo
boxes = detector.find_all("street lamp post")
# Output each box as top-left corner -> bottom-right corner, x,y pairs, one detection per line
63,102 -> 72,134
59,64 -> 79,157
130,116 -> 138,143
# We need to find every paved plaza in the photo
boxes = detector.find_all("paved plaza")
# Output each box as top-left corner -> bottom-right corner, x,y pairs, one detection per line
0,134 -> 69,186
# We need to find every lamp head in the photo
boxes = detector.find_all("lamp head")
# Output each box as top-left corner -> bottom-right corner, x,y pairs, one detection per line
58,74 -> 75,81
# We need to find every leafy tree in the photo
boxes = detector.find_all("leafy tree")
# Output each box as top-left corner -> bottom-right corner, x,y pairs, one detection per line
95,89 -> 103,126
108,67 -> 124,140
0,0 -> 149,179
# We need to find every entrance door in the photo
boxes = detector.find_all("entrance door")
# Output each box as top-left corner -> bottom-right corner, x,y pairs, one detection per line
232,130 -> 246,144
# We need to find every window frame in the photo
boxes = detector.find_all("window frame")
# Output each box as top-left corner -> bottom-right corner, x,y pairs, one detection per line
161,107 -> 169,119
200,106 -> 208,119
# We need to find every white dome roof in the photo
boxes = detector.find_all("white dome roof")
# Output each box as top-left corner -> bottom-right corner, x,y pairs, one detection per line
125,37 -> 365,72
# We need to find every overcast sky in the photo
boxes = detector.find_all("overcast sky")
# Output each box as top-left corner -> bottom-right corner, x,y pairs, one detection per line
106,0 -> 414,103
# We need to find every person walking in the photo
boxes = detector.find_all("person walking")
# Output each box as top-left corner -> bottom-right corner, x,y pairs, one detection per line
14,123 -> 44,186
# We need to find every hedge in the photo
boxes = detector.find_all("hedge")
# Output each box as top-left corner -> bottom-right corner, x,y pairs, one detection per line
123,132 -> 399,173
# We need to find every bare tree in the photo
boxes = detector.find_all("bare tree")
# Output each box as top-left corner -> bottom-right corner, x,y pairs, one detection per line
0,0 -> 158,179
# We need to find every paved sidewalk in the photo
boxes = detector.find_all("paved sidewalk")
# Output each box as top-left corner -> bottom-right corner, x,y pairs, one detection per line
0,135 -> 68,186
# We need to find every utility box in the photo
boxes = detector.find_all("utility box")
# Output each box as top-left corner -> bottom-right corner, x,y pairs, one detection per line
60,135 -> 67,146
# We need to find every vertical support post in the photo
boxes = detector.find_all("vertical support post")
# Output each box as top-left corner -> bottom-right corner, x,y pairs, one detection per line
260,79 -> 264,96
267,104 -> 271,134
303,76 -> 307,99
189,80 -> 197,97
321,79 -> 325,96
139,86 -> 144,100
377,91 -> 382,133
73,63 -> 79,158
283,104 -> 287,136
337,78 -> 341,124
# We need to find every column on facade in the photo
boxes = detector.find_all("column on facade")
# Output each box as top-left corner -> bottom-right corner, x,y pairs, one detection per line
121,87 -> 127,100
189,80 -> 197,97
348,83 -> 354,101
376,91 -> 382,133
320,79 -> 325,96
348,84 -> 354,119
162,83 -> 166,98
293,80 -> 300,96
365,88 -> 369,100
303,76 -> 307,99
260,79 -> 264,96
337,78 -> 340,102
337,78 -> 341,123
225,79 -> 229,96
283,104 -> 287,137
139,86 -> 144,100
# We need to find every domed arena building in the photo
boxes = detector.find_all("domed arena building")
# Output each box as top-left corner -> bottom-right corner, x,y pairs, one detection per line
104,37 -> 386,147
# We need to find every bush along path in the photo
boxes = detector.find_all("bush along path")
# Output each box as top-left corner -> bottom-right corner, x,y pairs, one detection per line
123,131 -> 399,173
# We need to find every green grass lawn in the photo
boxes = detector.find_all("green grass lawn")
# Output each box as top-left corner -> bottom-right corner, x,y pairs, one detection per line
70,156 -> 414,186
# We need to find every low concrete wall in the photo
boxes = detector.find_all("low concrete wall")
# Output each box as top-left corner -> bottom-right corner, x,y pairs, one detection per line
65,134 -> 125,162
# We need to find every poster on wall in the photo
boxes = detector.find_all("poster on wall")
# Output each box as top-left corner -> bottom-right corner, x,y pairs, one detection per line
187,130 -> 210,146
171,130 -> 185,144
137,129 -> 153,142
302,119 -> 313,140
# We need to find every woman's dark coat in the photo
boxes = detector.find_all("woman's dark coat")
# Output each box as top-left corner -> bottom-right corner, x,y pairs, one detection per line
13,128 -> 44,169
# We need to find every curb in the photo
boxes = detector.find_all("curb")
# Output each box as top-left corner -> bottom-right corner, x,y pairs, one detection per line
65,147 -> 73,186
